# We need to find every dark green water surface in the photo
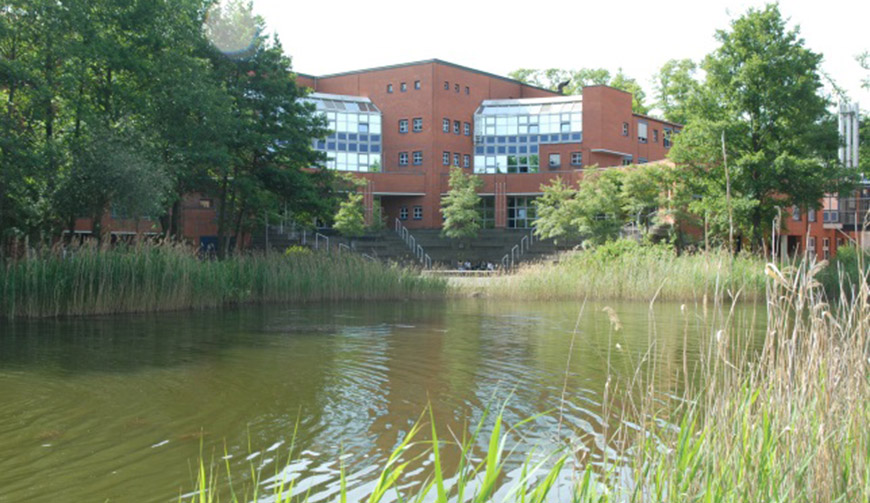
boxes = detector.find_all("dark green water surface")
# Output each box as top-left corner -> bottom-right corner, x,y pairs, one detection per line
0,299 -> 763,502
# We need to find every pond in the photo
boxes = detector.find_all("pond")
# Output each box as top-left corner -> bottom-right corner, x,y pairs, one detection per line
0,299 -> 763,502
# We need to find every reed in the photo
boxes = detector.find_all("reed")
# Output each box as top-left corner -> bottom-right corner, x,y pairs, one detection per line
460,240 -> 766,302
183,246 -> 867,503
0,242 -> 447,318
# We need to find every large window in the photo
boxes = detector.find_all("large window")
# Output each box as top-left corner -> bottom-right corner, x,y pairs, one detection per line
305,93 -> 382,172
474,154 -> 540,174
663,128 -> 673,148
507,196 -> 537,229
638,122 -> 648,143
549,153 -> 561,169
477,196 -> 495,229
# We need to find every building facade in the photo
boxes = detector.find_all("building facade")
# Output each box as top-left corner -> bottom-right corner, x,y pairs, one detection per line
298,59 -> 681,230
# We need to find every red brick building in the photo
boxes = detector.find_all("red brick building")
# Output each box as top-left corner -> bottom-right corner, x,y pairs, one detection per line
298,59 -> 680,230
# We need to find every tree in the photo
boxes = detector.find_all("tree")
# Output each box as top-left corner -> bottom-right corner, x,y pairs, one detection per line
533,177 -> 580,243
670,4 -> 855,249
508,67 -> 650,114
653,59 -> 701,125
333,191 -> 366,239
440,166 -> 483,239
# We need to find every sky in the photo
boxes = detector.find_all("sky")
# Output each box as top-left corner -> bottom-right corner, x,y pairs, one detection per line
245,0 -> 869,110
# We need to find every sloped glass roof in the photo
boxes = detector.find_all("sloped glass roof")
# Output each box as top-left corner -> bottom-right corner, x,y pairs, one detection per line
301,92 -> 381,113
475,96 -> 582,116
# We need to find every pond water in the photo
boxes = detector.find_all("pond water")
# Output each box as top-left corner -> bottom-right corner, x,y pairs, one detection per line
0,299 -> 763,502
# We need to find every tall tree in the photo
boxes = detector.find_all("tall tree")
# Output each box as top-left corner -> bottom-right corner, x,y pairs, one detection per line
670,4 -> 854,249
653,59 -> 701,125
441,166 -> 483,239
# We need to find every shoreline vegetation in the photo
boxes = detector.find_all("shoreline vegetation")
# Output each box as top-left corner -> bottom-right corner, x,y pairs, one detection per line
0,243 -> 447,319
184,253 -> 868,503
459,240 -> 768,302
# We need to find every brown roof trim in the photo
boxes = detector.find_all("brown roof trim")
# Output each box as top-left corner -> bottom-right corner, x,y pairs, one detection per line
632,112 -> 683,128
301,59 -> 559,96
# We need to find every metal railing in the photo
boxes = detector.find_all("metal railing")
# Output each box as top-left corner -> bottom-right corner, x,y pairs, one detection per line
315,233 -> 329,251
500,228 -> 538,270
395,219 -> 432,268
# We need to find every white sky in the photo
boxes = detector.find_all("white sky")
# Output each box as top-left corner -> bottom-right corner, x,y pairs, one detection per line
249,0 -> 869,110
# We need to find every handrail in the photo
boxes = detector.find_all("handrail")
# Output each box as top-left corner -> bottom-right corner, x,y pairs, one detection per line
315,233 -> 329,251
394,218 -> 433,269
338,243 -> 351,253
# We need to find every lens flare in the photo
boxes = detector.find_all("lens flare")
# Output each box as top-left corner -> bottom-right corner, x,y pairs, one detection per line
203,0 -> 259,58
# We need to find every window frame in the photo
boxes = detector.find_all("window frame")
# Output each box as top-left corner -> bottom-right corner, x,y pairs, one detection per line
413,206 -> 423,220
548,153 -> 561,169
399,152 -> 409,166
412,151 -> 423,165
387,84 -> 393,94
399,206 -> 408,220
622,122 -> 629,136
414,80 -> 421,90
463,154 -> 470,169
464,122 -> 471,136
453,120 -> 460,135
412,117 -> 423,133
400,82 -> 407,92
442,151 -> 450,166
398,119 -> 408,134
442,118 -> 450,133
570,152 -> 583,167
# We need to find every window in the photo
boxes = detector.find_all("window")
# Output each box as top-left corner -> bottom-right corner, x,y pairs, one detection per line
792,205 -> 801,221
463,154 -> 470,168
399,119 -> 408,133
478,197 -> 495,228
549,153 -> 561,168
400,82 -> 407,92
199,198 -> 213,209
823,238 -> 830,259
571,152 -> 583,166
413,206 -> 423,220
622,156 -> 633,166
622,122 -> 629,136
455,83 -> 460,93
399,206 -> 408,220
453,120 -> 460,134
507,196 -> 537,228
358,122 -> 369,133
387,84 -> 393,93
464,122 -> 471,136
412,151 -> 422,165
453,153 -> 460,166
414,80 -> 421,90
465,86 -> 470,95
399,152 -> 409,166
638,157 -> 648,164
807,236 -> 816,256
653,129 -> 659,143
638,122 -> 648,143
442,151 -> 450,165
808,208 -> 816,222
444,81 -> 449,90
663,128 -> 673,148
442,118 -> 450,133
412,117 -> 423,132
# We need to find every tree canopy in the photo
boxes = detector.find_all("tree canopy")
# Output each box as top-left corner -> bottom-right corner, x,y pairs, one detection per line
440,167 -> 483,239
508,67 -> 650,114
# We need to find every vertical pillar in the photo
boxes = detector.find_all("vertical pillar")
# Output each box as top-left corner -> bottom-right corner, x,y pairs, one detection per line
363,180 -> 374,227
495,180 -> 507,228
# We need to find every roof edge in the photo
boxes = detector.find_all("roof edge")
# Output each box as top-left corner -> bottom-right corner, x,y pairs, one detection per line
300,59 -> 560,96
631,112 -> 683,128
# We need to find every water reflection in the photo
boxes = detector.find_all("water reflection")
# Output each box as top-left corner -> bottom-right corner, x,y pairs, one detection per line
0,299 -> 763,502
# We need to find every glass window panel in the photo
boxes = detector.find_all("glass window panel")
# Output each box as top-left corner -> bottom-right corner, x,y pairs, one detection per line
496,156 -> 507,173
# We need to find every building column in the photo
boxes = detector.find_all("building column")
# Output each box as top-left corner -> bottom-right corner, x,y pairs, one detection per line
494,180 -> 507,228
363,180 -> 374,227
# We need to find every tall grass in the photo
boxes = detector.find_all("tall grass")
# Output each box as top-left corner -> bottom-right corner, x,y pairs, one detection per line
184,246 -> 867,503
0,242 -> 447,318
461,240 -> 766,302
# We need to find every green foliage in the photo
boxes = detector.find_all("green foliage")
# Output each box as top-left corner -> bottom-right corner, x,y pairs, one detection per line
333,192 -> 366,238
669,4 -> 856,248
818,245 -> 870,297
653,58 -> 701,125
532,177 -> 579,243
0,242 -> 446,318
508,67 -> 650,114
440,166 -> 483,239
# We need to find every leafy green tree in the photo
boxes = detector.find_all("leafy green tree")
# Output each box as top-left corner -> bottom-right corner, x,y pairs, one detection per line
441,166 -> 483,239
653,59 -> 701,125
333,191 -> 366,238
508,67 -> 650,114
533,177 -> 580,243
670,4 -> 854,249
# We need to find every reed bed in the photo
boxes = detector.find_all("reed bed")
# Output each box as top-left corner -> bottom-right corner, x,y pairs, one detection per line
184,249 -> 868,503
462,240 -> 766,302
0,243 -> 447,318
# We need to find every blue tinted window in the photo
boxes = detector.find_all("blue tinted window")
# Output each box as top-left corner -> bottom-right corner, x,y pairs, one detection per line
486,137 -> 496,144
497,146 -> 506,154
497,137 -> 507,144
550,134 -> 559,142
337,143 -> 347,151
508,146 -> 517,154
348,143 -> 357,152
327,142 -> 336,149
530,145 -> 539,154
486,146 -> 495,154
360,144 -> 369,152
561,134 -> 571,142
508,136 -> 517,143
371,135 -> 381,142
519,136 -> 528,143
572,133 -> 582,141
371,145 -> 380,153
519,146 -> 528,154
475,146 -> 484,155
529,135 -> 538,142
359,134 -> 368,141
348,133 -> 358,141
328,133 -> 337,140
316,141 -> 326,149
338,133 -> 347,140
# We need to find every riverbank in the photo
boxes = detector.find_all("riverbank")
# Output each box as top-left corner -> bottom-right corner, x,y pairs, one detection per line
456,240 -> 767,302
0,243 -> 447,318
186,257 -> 867,503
